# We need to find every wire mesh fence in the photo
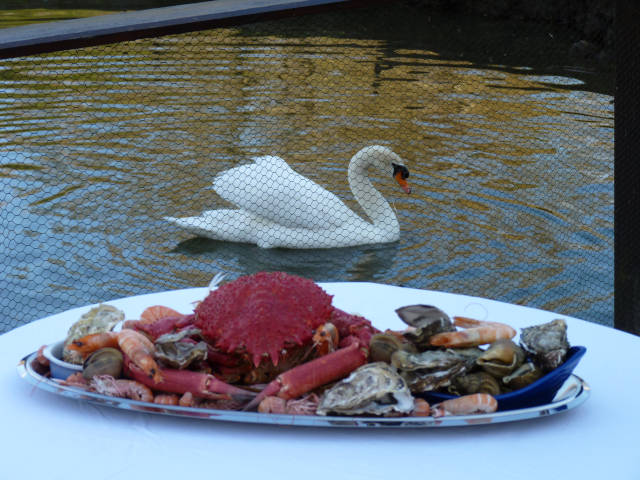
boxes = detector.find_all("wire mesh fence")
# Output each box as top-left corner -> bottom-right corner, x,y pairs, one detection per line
0,1 -> 614,333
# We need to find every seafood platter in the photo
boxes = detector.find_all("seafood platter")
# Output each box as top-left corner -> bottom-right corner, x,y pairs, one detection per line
18,271 -> 589,428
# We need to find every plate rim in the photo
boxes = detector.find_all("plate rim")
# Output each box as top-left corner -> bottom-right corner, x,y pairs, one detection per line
17,350 -> 590,429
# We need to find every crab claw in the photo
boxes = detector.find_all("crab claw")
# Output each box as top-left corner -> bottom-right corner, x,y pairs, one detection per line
244,343 -> 368,411
125,361 -> 256,402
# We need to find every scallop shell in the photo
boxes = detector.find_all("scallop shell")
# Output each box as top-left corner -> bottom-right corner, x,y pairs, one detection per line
316,362 -> 414,416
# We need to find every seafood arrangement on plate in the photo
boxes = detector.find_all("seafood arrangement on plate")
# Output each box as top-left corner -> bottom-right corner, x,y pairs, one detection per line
27,271 -> 586,421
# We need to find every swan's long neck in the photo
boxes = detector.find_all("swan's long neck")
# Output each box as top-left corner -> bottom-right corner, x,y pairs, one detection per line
347,148 -> 399,233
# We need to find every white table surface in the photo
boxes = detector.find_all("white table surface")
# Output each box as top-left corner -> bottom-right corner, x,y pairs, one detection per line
2,282 -> 638,480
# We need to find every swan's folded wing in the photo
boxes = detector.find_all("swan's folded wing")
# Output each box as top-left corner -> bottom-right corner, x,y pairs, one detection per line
212,156 -> 359,230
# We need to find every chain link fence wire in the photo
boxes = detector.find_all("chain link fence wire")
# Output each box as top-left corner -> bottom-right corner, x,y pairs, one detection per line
0,2 -> 613,333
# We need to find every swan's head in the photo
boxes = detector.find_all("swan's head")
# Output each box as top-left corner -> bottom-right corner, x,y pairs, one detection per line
353,145 -> 411,194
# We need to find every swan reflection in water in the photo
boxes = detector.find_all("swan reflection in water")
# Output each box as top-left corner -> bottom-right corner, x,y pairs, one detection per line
171,237 -> 401,282
166,145 -> 411,249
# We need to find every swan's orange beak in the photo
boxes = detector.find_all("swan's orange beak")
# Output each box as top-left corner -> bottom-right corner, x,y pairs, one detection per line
392,163 -> 411,194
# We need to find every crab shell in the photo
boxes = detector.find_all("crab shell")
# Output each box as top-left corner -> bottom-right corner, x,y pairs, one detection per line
193,272 -> 336,367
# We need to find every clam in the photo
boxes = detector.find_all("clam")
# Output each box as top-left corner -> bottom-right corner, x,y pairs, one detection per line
395,305 -> 455,349
448,371 -> 502,396
476,339 -> 526,377
391,349 -> 472,393
520,319 -> 569,371
316,362 -> 414,416
502,361 -> 544,390
63,304 -> 124,364
82,347 -> 123,380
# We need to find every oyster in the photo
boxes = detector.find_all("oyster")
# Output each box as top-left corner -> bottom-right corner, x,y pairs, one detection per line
316,362 -> 414,416
390,349 -> 473,393
520,319 -> 570,371
63,304 -> 124,364
476,339 -> 526,377
155,341 -> 208,369
449,371 -> 502,396
502,361 -> 544,390
395,305 -> 455,349
82,347 -> 123,380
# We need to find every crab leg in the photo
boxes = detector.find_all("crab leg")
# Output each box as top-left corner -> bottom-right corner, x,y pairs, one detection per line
125,361 -> 255,401
244,343 -> 368,411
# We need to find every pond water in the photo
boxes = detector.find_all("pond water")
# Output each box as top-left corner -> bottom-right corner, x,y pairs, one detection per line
0,4 -> 614,332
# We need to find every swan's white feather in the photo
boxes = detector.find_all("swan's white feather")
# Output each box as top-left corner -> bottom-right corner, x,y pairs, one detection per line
212,155 -> 359,230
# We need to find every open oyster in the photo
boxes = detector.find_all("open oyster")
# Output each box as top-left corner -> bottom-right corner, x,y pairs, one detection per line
316,362 -> 414,416
520,319 -> 570,371
395,305 -> 455,349
154,328 -> 208,369
63,304 -> 124,364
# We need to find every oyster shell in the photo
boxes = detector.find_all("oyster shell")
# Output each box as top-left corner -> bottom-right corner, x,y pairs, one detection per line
448,371 -> 502,396
395,305 -> 455,349
316,362 -> 414,416
82,347 -> 123,380
63,304 -> 124,364
476,339 -> 526,377
154,341 -> 208,369
520,319 -> 569,371
390,349 -> 473,393
154,328 -> 208,369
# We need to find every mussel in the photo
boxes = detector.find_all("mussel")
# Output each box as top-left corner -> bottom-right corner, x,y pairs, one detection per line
520,319 -> 569,371
316,362 -> 414,416
476,339 -> 526,377
395,305 -> 455,349
82,347 -> 123,380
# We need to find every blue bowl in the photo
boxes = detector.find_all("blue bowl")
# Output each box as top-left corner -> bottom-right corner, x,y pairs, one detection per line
421,346 -> 586,411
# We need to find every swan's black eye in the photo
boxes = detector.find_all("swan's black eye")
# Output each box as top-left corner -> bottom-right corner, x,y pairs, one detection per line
392,163 -> 409,179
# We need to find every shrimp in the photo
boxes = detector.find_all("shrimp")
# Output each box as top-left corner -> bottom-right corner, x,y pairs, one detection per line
116,329 -> 164,383
431,393 -> 498,417
90,375 -> 154,402
429,316 -> 516,348
68,331 -> 119,356
68,329 -> 163,383
139,305 -> 183,324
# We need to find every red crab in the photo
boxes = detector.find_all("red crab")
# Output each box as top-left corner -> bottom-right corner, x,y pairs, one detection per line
126,271 -> 379,409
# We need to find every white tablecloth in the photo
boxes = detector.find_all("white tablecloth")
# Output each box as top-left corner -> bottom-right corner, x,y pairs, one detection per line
1,282 -> 638,480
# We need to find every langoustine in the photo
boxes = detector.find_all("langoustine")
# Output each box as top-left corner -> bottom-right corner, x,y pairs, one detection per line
429,317 -> 516,348
431,393 -> 498,417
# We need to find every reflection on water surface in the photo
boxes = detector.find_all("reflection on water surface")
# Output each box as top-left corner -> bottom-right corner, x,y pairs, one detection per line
0,5 -> 613,331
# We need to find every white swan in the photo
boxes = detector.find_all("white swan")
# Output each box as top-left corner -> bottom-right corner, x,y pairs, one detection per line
165,145 -> 411,249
